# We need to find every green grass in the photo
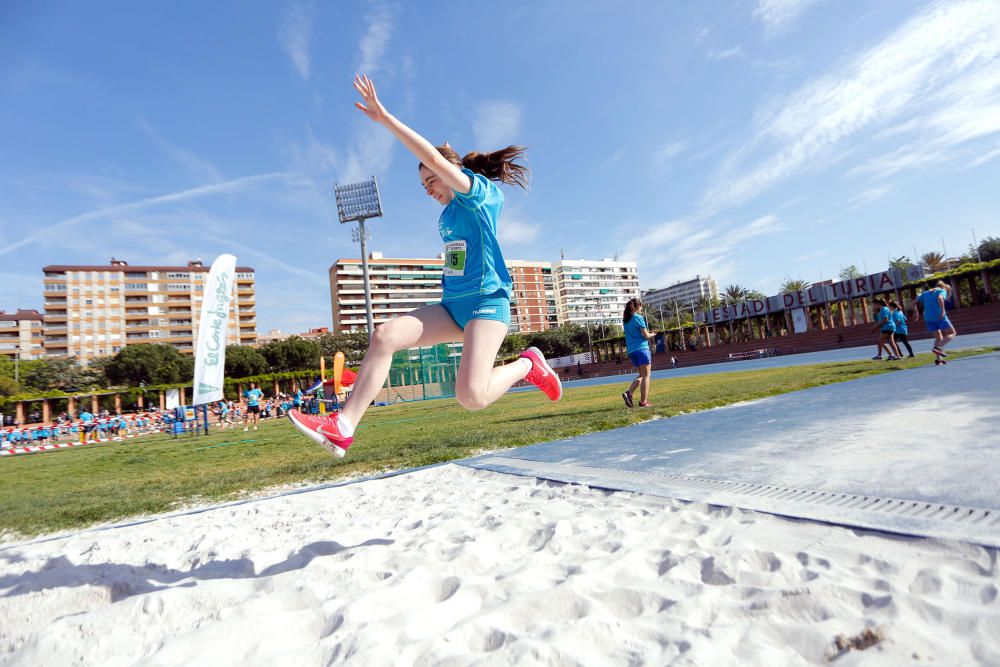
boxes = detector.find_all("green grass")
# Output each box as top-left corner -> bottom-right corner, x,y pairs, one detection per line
1,348 -> 994,538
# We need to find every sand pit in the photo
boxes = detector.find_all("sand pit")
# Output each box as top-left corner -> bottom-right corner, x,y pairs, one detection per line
2,465 -> 998,665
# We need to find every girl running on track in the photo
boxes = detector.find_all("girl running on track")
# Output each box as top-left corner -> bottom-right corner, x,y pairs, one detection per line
621,297 -> 656,408
889,301 -> 914,358
870,297 -> 900,361
289,74 -> 562,457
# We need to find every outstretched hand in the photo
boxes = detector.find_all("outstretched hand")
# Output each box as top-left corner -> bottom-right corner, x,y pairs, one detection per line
353,74 -> 389,123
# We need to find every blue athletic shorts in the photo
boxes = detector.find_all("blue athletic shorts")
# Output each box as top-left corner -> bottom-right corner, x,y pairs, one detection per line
628,349 -> 651,367
925,318 -> 953,332
442,290 -> 511,330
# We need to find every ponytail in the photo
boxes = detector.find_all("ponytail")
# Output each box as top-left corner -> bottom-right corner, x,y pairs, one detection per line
462,146 -> 529,189
623,297 -> 642,324
422,143 -> 530,190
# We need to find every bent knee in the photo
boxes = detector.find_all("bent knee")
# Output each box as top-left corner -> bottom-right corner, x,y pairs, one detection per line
456,390 -> 490,411
369,322 -> 408,352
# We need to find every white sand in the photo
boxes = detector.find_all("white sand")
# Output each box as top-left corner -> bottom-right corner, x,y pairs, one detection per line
1,465 -> 998,666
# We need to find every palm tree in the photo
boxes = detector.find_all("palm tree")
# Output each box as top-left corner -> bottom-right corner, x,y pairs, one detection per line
695,295 -> 715,314
723,284 -> 748,304
920,251 -> 947,273
780,277 -> 809,293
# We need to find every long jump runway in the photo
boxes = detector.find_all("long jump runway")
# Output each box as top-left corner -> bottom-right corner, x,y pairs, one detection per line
463,352 -> 1000,547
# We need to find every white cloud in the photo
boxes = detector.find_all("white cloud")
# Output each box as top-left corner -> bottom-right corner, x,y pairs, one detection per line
753,0 -> 822,35
358,3 -> 393,74
708,46 -> 744,61
704,0 -> 1000,212
497,217 -> 540,246
473,101 -> 523,149
0,173 -> 302,258
137,117 -> 223,183
280,0 -> 315,80
624,214 -> 785,291
794,250 -> 826,262
848,184 -> 891,207
287,124 -> 395,186
654,141 -> 686,165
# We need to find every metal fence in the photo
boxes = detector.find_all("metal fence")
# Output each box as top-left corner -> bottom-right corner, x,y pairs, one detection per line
375,343 -> 462,403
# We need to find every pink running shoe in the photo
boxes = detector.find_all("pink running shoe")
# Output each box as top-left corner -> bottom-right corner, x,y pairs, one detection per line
520,346 -> 562,401
288,409 -> 352,457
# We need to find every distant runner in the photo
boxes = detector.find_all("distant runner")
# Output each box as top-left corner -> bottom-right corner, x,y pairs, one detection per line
915,280 -> 956,365
870,298 -> 900,361
243,382 -> 263,431
621,297 -> 656,409
889,301 -> 914,358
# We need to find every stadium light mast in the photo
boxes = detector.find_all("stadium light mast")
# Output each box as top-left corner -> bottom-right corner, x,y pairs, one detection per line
334,176 -> 383,339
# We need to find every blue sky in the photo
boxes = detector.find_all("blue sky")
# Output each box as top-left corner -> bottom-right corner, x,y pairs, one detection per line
2,0 -> 998,332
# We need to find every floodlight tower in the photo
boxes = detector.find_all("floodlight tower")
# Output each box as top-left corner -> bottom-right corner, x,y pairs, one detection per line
334,176 -> 383,339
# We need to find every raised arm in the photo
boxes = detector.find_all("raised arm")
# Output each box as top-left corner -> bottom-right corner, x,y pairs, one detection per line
353,74 -> 471,194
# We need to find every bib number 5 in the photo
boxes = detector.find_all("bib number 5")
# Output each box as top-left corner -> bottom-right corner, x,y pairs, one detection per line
443,241 -> 467,276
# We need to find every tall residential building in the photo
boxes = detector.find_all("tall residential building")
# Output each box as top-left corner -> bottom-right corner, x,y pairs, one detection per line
507,260 -> 559,333
330,253 -> 563,334
42,258 -> 257,361
554,258 -> 641,325
330,253 -> 444,333
642,275 -> 719,312
0,309 -> 45,360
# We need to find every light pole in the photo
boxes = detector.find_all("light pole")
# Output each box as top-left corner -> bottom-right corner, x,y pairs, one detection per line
334,177 -> 383,340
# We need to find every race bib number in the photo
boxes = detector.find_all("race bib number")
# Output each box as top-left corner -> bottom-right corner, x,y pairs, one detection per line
443,241 -> 467,276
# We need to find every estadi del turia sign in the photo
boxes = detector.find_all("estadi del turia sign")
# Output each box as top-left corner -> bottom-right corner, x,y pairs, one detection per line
695,266 -> 926,325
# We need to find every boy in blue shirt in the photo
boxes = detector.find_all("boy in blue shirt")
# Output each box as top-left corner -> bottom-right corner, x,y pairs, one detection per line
889,301 -> 914,357
915,281 -> 956,364
243,382 -> 263,432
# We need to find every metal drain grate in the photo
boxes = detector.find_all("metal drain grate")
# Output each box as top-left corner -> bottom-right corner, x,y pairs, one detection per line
466,456 -> 1000,547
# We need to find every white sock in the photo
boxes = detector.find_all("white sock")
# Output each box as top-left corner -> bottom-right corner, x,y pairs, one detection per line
337,414 -> 355,437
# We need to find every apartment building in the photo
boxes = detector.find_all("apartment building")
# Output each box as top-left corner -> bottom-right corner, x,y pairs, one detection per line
41,258 -> 256,361
507,260 -> 559,333
329,253 -> 445,333
0,309 -> 45,361
554,258 -> 641,325
330,253 -> 563,334
642,274 -> 719,311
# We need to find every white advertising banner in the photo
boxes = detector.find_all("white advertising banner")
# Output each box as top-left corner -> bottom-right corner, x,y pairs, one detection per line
548,352 -> 593,368
791,308 -> 809,334
192,253 -> 237,406
165,388 -> 180,410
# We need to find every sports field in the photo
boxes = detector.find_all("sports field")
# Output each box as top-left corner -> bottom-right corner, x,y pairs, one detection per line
1,348 -> 993,539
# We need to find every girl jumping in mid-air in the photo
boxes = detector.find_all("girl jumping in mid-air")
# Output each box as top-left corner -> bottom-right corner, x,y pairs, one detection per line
289,75 -> 561,456
621,297 -> 656,408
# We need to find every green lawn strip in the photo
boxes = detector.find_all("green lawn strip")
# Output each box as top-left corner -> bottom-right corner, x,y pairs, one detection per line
1,348 -> 993,538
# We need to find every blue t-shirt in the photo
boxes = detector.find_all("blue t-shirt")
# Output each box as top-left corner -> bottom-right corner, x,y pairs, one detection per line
244,388 -> 263,407
294,390 -> 303,407
918,289 -> 946,321
79,411 -> 94,423
891,310 -> 908,335
624,314 -> 650,354
438,168 -> 513,301
876,306 -> 895,332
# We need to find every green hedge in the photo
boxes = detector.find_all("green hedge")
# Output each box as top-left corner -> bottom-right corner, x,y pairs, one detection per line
0,369 -> 332,409
903,258 -> 1000,287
